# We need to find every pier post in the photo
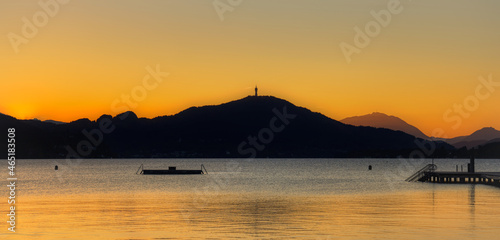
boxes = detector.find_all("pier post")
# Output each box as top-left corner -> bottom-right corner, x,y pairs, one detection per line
468,149 -> 475,173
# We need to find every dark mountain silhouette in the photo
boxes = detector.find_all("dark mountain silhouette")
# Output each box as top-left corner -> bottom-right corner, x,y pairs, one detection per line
341,112 -> 429,139
440,127 -> 500,149
43,119 -> 67,125
485,138 -> 500,145
454,141 -> 500,159
476,142 -> 500,158
0,96 -> 459,159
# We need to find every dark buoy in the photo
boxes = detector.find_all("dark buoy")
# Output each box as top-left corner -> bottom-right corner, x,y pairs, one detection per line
55,165 -> 58,170
368,165 -> 372,170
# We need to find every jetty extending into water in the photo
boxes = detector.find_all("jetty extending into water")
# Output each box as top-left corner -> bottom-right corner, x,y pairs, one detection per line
136,164 -> 207,175
406,156 -> 500,187
420,171 -> 500,186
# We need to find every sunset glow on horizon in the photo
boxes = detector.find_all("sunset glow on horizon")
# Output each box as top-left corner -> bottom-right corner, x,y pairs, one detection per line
1,0 -> 499,138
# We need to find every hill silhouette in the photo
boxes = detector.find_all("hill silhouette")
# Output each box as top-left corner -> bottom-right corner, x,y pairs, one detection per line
443,127 -> 500,149
341,112 -> 429,139
0,96 -> 458,159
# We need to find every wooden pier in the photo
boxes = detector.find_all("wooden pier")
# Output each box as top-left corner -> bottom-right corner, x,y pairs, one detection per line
420,171 -> 500,187
406,155 -> 500,187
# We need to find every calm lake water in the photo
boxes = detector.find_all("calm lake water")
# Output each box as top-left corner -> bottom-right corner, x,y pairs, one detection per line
2,158 -> 500,239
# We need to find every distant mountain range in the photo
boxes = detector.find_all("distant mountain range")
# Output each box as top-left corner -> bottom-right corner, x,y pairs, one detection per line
438,127 -> 500,149
340,112 -> 500,152
341,112 -> 429,139
1,96 -> 461,159
42,119 -> 67,125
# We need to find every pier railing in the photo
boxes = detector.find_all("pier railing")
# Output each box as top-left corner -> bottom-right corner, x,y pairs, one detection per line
406,164 -> 437,182
136,164 -> 144,175
201,164 -> 208,174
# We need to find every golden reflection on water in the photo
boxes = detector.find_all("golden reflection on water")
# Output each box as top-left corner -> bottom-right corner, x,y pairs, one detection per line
3,185 -> 500,239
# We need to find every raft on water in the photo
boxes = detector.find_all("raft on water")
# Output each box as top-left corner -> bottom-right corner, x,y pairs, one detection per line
136,164 -> 207,175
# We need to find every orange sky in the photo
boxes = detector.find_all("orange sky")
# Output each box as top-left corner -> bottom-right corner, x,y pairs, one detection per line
1,0 -> 499,138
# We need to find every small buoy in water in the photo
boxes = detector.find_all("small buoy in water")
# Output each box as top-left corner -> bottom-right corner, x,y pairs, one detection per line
55,165 -> 58,170
368,165 -> 372,170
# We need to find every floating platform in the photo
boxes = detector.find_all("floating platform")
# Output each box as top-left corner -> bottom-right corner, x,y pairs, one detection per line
137,164 -> 207,175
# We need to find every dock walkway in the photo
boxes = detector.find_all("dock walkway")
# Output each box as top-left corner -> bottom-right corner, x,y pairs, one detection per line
406,156 -> 500,187
420,171 -> 500,187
